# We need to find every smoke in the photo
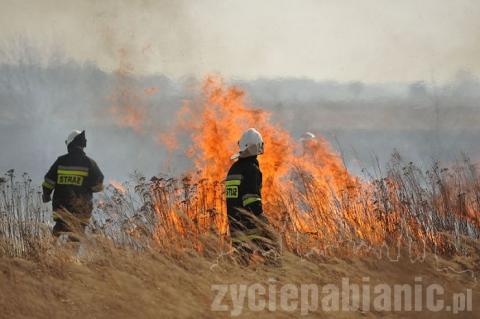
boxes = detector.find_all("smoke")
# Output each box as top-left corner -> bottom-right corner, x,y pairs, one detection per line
2,0 -> 480,82
239,74 -> 480,169
0,57 -> 479,183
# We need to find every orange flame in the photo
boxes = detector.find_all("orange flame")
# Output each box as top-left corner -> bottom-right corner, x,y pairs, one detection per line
157,75 -> 365,242
107,72 -> 478,253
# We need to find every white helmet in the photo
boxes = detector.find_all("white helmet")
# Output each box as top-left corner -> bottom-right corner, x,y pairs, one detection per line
231,128 -> 264,160
300,132 -> 315,142
65,130 -> 83,146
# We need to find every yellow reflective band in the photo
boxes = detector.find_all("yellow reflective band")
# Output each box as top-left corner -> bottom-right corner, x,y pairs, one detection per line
225,180 -> 241,186
57,169 -> 89,177
42,181 -> 54,189
58,165 -> 88,172
243,197 -> 261,207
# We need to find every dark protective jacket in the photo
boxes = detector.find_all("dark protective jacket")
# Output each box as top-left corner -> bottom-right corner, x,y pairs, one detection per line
226,156 -> 263,231
42,148 -> 104,218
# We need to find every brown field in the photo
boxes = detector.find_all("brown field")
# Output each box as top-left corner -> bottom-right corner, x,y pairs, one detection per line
0,237 -> 478,319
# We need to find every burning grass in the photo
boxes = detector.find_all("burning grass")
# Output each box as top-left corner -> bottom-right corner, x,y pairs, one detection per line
0,169 -> 479,318
1,77 -> 480,259
143,76 -> 480,258
1,152 -> 478,262
1,74 -> 480,315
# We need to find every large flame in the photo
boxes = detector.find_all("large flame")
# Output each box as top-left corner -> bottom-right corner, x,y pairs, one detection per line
108,72 -> 478,254
103,69 -> 480,255
155,76 -> 370,243
170,76 -> 356,193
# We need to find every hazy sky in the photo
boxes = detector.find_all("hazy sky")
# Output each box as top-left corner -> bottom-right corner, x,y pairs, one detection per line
1,0 -> 479,82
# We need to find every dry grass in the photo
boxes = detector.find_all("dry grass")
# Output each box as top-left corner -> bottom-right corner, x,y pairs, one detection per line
1,153 -> 479,258
0,170 -> 51,258
0,235 -> 478,318
0,154 -> 479,318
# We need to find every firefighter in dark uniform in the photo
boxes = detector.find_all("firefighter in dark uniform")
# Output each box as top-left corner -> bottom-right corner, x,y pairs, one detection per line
226,128 -> 278,264
42,130 -> 104,237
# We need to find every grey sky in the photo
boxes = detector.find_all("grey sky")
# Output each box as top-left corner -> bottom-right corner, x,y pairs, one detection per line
1,0 -> 480,82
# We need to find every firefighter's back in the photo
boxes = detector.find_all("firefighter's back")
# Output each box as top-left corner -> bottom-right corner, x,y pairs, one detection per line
46,148 -> 103,216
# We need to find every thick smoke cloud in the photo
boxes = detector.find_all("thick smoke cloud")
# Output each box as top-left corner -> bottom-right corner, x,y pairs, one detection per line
2,0 -> 480,82
1,60 -> 479,183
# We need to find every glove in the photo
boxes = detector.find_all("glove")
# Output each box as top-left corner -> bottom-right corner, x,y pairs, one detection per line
42,192 -> 51,203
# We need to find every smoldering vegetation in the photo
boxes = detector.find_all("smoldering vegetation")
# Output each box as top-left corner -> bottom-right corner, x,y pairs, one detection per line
0,60 -> 479,259
1,150 -> 480,258
0,61 -> 479,318
0,61 -> 479,182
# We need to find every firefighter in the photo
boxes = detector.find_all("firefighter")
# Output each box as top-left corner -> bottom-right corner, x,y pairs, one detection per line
226,128 -> 278,264
299,131 -> 316,156
42,130 -> 104,237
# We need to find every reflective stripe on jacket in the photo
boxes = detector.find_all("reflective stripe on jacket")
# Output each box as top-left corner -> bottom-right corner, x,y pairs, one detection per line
42,148 -> 104,216
226,156 -> 263,230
